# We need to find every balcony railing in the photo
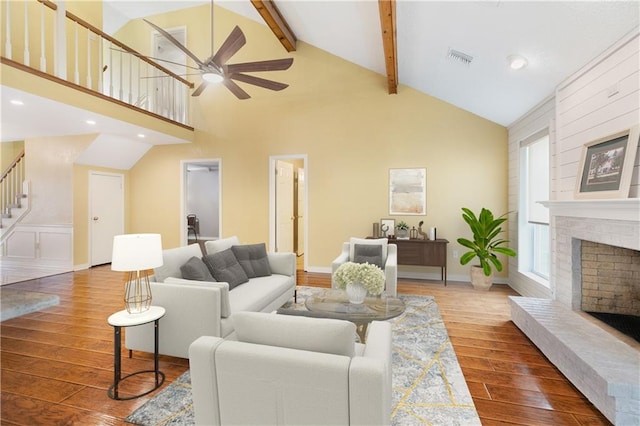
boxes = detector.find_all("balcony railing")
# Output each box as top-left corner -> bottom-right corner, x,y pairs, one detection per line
1,0 -> 193,126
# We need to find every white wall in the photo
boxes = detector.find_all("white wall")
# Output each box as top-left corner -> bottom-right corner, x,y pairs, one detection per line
508,29 -> 640,298
555,31 -> 640,199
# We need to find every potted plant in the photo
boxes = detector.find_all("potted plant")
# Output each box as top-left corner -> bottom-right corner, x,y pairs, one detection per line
396,221 -> 409,239
457,207 -> 517,290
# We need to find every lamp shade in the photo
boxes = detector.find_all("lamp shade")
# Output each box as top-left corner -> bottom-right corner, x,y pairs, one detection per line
111,234 -> 163,272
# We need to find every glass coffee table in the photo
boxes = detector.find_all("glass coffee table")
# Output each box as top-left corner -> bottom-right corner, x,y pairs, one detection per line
280,289 -> 405,342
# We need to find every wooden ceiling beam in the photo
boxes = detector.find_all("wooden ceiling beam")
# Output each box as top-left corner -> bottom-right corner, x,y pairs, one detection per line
378,0 -> 398,94
250,0 -> 297,52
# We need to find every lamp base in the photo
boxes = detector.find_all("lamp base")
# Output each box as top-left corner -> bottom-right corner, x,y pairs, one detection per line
124,271 -> 152,314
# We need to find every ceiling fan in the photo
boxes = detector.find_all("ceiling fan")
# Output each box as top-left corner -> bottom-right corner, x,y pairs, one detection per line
143,3 -> 293,99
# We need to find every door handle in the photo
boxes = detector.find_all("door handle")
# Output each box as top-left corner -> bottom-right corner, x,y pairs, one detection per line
93,216 -> 99,221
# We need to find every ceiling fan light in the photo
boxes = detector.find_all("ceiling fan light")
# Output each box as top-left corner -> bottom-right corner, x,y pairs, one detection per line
508,55 -> 528,70
202,72 -> 224,83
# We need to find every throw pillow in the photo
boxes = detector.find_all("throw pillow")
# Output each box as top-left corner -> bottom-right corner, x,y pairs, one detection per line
204,236 -> 241,255
180,256 -> 215,281
349,237 -> 388,264
231,244 -> 272,278
202,249 -> 249,289
353,244 -> 384,268
153,243 -> 203,283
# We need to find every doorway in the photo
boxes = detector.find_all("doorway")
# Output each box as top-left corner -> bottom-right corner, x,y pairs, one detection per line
181,159 -> 221,246
89,171 -> 124,266
269,155 -> 307,270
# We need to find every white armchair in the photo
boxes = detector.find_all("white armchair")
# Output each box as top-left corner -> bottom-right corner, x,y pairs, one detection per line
331,238 -> 398,296
189,312 -> 392,426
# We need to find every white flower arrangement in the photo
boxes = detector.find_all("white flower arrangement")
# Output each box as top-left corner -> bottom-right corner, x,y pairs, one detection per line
333,261 -> 385,295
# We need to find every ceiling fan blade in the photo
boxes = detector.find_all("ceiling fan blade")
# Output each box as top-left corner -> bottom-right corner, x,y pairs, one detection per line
142,73 -> 202,79
210,26 -> 246,67
224,58 -> 293,74
144,19 -> 206,68
222,79 -> 250,100
230,73 -> 288,91
191,82 -> 208,97
109,47 -> 200,71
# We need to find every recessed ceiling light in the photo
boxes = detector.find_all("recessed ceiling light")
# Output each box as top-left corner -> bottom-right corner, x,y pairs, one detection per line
508,55 -> 528,70
10,100 -> 24,106
86,120 -> 96,125
137,133 -> 146,138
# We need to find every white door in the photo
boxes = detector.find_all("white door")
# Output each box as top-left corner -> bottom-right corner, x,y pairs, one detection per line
275,160 -> 294,252
90,172 -> 124,266
296,168 -> 305,256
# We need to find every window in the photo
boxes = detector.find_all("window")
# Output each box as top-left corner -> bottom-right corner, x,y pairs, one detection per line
519,131 -> 550,282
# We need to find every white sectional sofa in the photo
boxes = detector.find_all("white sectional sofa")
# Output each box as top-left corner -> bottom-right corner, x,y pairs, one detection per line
125,236 -> 296,358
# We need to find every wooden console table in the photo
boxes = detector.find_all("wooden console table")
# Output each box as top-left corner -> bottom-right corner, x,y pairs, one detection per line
390,238 -> 449,285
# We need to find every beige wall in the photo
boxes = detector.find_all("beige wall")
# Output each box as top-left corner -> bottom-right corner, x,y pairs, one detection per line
1,141 -> 24,172
118,5 -> 509,279
24,135 -> 95,225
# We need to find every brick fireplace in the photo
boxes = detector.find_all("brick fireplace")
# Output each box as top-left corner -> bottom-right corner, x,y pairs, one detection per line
581,241 -> 640,323
510,199 -> 640,425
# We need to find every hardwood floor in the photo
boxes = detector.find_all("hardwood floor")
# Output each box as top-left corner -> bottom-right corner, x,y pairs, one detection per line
1,266 -> 610,425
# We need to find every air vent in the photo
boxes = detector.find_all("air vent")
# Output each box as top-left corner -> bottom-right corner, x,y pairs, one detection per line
447,49 -> 473,66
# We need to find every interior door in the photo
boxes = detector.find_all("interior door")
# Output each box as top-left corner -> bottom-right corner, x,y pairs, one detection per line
296,168 -> 305,256
90,172 -> 124,266
275,160 -> 294,252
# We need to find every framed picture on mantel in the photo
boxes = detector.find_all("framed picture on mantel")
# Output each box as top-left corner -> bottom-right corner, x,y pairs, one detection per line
575,126 -> 639,199
389,168 -> 426,215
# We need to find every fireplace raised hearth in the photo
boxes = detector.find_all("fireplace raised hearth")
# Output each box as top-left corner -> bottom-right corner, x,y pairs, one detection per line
511,199 -> 640,425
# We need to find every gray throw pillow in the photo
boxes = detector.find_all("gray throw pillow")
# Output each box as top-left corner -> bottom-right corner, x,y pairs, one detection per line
353,244 -> 384,268
180,256 -> 215,282
202,249 -> 249,289
231,244 -> 272,278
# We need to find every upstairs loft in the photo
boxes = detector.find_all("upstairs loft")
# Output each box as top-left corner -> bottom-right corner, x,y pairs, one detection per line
1,0 -> 195,156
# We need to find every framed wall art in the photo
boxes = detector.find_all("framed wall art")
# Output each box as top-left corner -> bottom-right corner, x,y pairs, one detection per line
389,168 -> 426,215
575,126 -> 639,199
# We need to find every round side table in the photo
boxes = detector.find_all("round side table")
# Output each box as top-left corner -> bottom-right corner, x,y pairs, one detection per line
107,306 -> 166,400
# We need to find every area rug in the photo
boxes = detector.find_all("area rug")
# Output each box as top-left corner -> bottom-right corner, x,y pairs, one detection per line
126,287 -> 480,425
0,288 -> 60,322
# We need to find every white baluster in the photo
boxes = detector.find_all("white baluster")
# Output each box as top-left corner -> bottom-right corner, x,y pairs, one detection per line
74,22 -> 79,84
98,36 -> 103,93
86,28 -> 92,89
40,2 -> 46,71
128,52 -> 132,104
53,0 -> 67,79
108,41 -> 113,97
4,1 -> 11,59
118,50 -> 123,100
23,0 -> 29,66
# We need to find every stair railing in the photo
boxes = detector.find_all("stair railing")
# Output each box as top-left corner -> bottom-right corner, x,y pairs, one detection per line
1,150 -> 25,221
1,0 -> 193,126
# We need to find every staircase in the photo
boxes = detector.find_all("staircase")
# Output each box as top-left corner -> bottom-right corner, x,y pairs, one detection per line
1,151 -> 30,239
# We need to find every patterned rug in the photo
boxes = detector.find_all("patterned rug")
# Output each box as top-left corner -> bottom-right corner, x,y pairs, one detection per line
126,287 -> 480,425
0,288 -> 60,322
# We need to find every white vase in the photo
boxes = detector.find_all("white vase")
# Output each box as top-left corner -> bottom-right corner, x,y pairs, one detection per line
346,281 -> 368,304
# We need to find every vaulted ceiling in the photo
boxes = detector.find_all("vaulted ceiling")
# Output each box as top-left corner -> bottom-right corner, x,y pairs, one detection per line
103,0 -> 640,127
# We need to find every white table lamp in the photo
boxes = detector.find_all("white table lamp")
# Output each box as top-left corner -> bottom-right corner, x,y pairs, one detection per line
111,234 -> 163,314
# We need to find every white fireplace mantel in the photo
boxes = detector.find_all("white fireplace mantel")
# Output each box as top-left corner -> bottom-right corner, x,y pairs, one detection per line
540,199 -> 640,222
